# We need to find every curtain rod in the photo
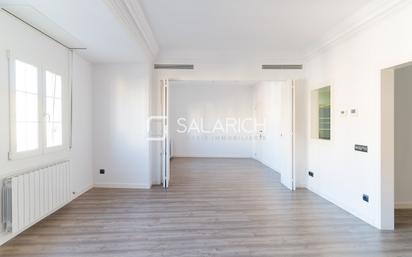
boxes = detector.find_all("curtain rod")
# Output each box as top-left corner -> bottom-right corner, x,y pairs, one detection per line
1,8 -> 87,51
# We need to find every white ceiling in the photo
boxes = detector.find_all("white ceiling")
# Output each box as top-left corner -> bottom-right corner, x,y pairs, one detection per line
0,0 -> 377,63
0,0 -> 148,63
139,0 -> 372,62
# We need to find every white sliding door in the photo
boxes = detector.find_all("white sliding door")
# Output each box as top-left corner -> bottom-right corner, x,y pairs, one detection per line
161,79 -> 170,190
254,91 -> 264,160
280,80 -> 296,190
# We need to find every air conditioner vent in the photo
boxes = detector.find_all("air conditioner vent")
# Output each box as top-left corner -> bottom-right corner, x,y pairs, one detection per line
154,64 -> 194,70
262,64 -> 303,70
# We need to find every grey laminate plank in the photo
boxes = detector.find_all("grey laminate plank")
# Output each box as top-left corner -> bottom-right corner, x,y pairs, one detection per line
0,157 -> 411,257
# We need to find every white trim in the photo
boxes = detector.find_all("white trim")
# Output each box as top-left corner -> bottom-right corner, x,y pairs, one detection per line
253,157 -> 280,174
104,0 -> 159,60
8,53 -> 43,159
380,69 -> 395,230
306,184 -> 377,228
0,232 -> 14,247
42,68 -> 69,152
156,52 -> 304,65
8,50 -> 70,160
0,159 -> 69,180
94,183 -> 152,189
306,0 -> 412,59
292,80 -> 296,191
68,50 -> 73,149
395,202 -> 412,209
71,184 -> 94,201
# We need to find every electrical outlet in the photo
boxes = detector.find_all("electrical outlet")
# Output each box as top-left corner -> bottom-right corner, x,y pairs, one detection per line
363,194 -> 369,203
308,171 -> 314,177
100,169 -> 105,174
350,108 -> 358,116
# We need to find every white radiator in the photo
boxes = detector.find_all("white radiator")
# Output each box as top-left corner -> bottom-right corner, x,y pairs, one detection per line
2,161 -> 71,233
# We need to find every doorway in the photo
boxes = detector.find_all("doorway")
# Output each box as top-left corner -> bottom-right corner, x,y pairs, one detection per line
381,62 -> 412,230
160,79 -> 296,191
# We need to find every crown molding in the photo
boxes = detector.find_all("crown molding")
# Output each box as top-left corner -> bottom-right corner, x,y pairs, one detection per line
305,0 -> 412,60
104,0 -> 159,60
156,50 -> 304,65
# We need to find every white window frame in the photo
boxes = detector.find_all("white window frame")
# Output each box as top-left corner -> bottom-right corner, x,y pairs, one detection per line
8,51 -> 69,160
42,66 -> 69,154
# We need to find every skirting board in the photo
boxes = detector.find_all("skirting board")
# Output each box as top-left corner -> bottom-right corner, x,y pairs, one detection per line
94,183 -> 152,189
71,184 -> 94,200
306,185 -> 377,229
396,202 -> 412,209
253,157 -> 279,173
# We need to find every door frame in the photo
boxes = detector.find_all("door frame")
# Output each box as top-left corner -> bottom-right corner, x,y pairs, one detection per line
160,79 -> 170,190
280,80 -> 296,191
158,79 -> 297,191
380,61 -> 412,230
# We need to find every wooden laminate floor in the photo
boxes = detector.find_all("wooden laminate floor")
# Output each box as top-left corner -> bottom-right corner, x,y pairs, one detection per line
1,158 -> 412,257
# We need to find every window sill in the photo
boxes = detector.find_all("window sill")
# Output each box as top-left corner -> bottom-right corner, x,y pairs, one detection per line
9,146 -> 69,161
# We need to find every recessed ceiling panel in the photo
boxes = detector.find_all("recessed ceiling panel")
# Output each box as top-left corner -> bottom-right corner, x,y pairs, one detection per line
140,0 -> 371,61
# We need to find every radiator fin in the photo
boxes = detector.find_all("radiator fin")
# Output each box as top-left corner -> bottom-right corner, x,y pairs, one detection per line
2,179 -> 12,232
1,161 -> 71,233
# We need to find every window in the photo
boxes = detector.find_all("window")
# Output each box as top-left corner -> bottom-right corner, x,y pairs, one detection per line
45,71 -> 63,147
10,57 -> 67,159
311,86 -> 331,140
14,60 -> 40,153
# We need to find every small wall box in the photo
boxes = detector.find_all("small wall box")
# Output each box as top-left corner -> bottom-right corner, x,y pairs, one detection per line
355,144 -> 368,153
350,108 -> 358,116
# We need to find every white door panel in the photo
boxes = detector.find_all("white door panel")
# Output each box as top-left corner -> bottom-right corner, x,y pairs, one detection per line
280,80 -> 295,190
161,79 -> 170,190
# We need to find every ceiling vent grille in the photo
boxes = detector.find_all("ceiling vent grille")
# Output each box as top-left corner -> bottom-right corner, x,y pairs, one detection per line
262,64 -> 303,70
154,64 -> 194,70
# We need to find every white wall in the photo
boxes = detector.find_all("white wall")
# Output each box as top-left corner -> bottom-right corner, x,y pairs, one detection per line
395,65 -> 412,208
92,63 -> 152,189
169,82 -> 254,158
294,80 -> 308,188
149,71 -> 161,185
0,10 -> 93,239
303,2 -> 412,228
252,81 -> 282,172
70,54 -> 94,195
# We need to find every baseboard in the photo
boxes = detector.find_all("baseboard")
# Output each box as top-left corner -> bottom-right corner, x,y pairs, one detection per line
71,184 -> 94,200
94,183 -> 152,189
172,154 -> 253,158
0,232 -> 14,247
395,202 -> 412,209
253,158 -> 279,173
306,185 -> 377,228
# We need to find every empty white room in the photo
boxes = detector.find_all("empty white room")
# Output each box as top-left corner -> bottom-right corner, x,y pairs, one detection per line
1,0 -> 412,256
